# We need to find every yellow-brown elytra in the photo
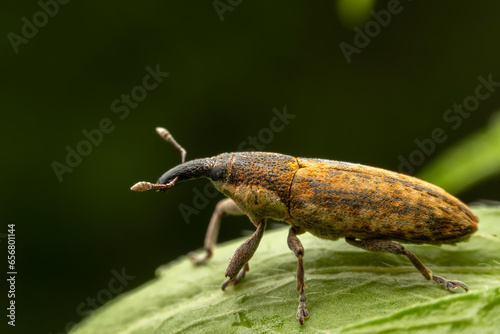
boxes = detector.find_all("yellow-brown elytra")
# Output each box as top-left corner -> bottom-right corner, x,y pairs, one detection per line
131,127 -> 478,325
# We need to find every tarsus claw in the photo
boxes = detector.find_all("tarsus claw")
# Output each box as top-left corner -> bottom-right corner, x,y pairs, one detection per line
432,275 -> 468,292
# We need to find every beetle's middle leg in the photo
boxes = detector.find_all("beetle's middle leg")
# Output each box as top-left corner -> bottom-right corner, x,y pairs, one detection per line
221,219 -> 267,291
288,226 -> 309,325
345,238 -> 468,292
189,198 -> 244,265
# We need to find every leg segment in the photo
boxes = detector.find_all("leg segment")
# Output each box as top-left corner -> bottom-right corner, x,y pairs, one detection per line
288,226 -> 309,325
345,238 -> 468,291
189,198 -> 243,265
221,219 -> 266,290
221,263 -> 250,291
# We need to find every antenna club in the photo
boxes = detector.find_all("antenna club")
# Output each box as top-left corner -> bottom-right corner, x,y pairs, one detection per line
131,181 -> 153,191
155,127 -> 170,138
131,181 -> 173,192
155,126 -> 187,165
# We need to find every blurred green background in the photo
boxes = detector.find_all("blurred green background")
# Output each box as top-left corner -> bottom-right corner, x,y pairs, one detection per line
1,1 -> 500,333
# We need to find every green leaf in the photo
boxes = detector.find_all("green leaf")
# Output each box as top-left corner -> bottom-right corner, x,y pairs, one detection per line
71,207 -> 500,334
418,111 -> 500,195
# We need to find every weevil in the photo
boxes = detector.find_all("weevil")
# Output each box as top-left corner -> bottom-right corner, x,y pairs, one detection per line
131,127 -> 478,325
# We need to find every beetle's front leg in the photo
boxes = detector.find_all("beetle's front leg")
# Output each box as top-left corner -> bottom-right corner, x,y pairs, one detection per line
288,226 -> 309,325
345,238 -> 468,292
221,219 -> 266,290
189,198 -> 244,265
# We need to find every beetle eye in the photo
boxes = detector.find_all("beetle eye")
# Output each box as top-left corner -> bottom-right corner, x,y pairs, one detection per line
210,165 -> 225,181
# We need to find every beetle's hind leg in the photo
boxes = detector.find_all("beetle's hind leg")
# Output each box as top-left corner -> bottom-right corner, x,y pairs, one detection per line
288,226 -> 309,325
189,198 -> 244,265
345,238 -> 468,292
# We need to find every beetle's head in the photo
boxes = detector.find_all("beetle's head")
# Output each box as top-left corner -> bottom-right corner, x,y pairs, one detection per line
158,153 -> 232,187
130,127 -> 232,192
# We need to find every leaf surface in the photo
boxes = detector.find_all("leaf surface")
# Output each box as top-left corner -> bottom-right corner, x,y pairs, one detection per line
71,207 -> 500,334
